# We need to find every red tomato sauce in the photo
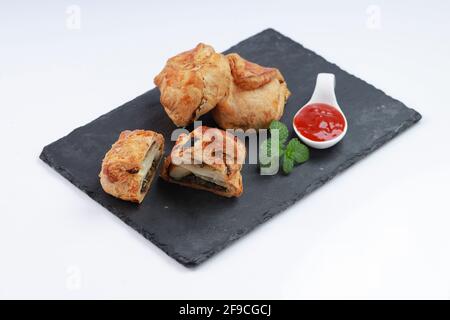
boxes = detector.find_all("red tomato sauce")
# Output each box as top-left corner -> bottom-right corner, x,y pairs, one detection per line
294,103 -> 346,142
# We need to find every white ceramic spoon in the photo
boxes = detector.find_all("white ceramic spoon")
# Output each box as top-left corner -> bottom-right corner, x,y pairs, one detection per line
293,73 -> 348,149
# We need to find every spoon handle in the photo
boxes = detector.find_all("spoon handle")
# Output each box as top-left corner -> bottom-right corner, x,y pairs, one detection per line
309,73 -> 340,110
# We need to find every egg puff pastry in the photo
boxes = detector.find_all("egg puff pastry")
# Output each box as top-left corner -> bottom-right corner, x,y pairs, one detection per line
160,126 -> 246,198
100,130 -> 165,203
212,53 -> 291,130
154,43 -> 231,127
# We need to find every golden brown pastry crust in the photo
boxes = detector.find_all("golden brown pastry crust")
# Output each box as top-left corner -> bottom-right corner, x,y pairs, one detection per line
99,130 -> 165,203
154,43 -> 231,127
160,126 -> 246,197
212,53 -> 291,130
227,53 -> 281,90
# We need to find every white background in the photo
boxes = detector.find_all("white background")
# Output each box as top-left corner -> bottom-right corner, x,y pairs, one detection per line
1,0 -> 449,299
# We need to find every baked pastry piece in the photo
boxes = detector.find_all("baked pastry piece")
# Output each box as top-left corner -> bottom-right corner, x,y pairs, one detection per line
154,43 -> 231,127
99,130 -> 165,203
160,126 -> 246,197
212,53 -> 291,130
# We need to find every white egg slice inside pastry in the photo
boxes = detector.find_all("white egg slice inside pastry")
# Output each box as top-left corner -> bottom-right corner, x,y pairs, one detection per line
169,164 -> 229,189
139,141 -> 163,194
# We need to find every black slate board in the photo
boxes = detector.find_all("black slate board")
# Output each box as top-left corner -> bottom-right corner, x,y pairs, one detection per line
40,29 -> 421,267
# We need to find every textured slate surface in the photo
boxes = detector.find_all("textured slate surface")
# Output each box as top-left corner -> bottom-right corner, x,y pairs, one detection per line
40,29 -> 421,267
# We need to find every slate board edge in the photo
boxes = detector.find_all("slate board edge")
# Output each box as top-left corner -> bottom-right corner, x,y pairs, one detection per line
39,28 -> 422,268
39,149 -> 194,267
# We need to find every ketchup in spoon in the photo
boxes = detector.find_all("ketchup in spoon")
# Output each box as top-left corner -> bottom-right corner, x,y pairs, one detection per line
294,103 -> 346,142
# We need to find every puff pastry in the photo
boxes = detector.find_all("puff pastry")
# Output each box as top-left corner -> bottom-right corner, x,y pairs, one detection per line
100,130 -> 165,203
154,43 -> 231,127
212,53 -> 291,130
160,126 -> 246,197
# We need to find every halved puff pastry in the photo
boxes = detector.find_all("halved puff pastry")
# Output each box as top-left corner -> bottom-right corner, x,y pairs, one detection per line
154,43 -> 231,127
212,53 -> 291,130
100,130 -> 165,203
160,126 -> 246,197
